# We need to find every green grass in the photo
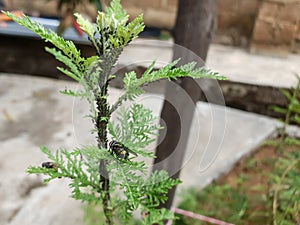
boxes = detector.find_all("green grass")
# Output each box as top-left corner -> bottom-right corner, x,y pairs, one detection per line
174,142 -> 299,225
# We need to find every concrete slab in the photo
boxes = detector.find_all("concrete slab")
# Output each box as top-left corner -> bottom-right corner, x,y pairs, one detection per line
8,180 -> 83,225
0,74 -> 82,225
119,39 -> 300,88
0,74 -> 279,224
180,102 -> 278,190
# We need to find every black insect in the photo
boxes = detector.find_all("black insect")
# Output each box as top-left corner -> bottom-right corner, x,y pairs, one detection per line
109,140 -> 137,159
41,161 -> 61,178
41,161 -> 58,171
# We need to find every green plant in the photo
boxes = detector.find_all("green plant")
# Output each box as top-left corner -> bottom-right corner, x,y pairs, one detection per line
175,185 -> 249,225
3,1 -> 225,224
268,150 -> 300,225
267,74 -> 300,224
270,74 -> 300,149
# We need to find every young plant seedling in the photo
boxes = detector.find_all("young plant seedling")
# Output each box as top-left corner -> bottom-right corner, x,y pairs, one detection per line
4,1 -> 226,224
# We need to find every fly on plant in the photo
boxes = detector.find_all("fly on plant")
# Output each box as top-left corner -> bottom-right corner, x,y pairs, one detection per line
109,140 -> 137,159
41,161 -> 61,178
41,161 -> 58,170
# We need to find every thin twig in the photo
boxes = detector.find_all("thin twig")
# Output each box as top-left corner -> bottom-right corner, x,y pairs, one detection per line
168,207 -> 235,225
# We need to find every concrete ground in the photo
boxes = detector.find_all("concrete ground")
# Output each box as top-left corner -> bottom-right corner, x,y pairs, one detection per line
0,41 -> 299,224
119,39 -> 300,88
0,74 -> 279,225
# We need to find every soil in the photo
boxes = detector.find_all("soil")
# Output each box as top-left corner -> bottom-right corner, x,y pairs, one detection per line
215,140 -> 299,224
218,140 -> 298,188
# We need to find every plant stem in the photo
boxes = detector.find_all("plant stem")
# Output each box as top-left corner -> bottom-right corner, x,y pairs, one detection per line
96,82 -> 112,224
280,78 -> 300,144
95,47 -> 123,224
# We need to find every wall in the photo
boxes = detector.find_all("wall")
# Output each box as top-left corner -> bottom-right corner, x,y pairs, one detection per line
250,0 -> 300,55
215,0 -> 261,46
104,0 -> 178,29
107,0 -> 300,54
3,0 -> 300,55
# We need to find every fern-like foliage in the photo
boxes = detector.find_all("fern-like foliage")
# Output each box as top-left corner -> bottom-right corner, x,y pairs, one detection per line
106,158 -> 180,224
75,0 -> 144,56
270,74 -> 300,147
107,103 -> 180,224
269,150 -> 300,224
4,0 -> 226,224
27,146 -> 103,204
268,74 -> 300,224
108,104 -> 160,157
3,12 -> 88,82
111,59 -> 226,112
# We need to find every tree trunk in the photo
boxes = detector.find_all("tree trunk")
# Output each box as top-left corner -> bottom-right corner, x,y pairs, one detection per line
152,0 -> 216,210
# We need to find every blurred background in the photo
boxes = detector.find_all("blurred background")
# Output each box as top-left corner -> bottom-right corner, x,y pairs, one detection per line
0,1 -> 299,225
